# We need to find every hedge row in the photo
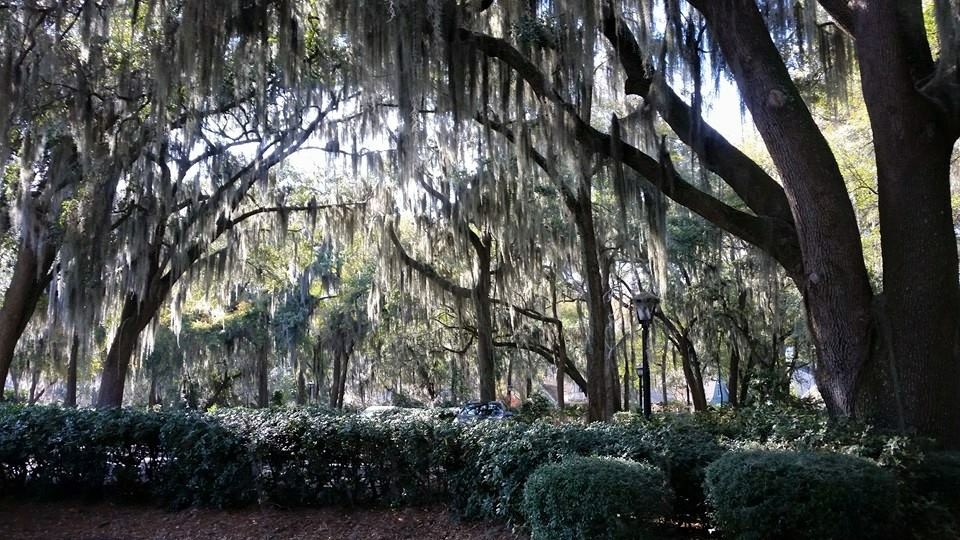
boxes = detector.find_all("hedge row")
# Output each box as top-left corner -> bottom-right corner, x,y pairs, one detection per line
0,406 -> 454,508
1,404 -> 958,538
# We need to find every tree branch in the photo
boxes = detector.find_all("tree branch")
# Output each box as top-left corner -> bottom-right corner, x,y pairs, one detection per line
386,223 -> 473,299
599,4 -> 796,228
477,114 -> 802,277
816,0 -> 857,36
493,339 -> 589,394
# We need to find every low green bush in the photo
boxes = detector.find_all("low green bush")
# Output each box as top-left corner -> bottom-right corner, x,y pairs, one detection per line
906,451 -> 960,512
448,421 -> 657,523
514,393 -> 555,423
640,414 -> 724,518
893,451 -> 960,538
522,456 -> 672,540
704,450 -> 899,540
0,405 -> 452,508
2,401 -> 930,535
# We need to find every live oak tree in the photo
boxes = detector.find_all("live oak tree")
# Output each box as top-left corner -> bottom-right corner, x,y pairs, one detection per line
1,0 -> 364,406
329,0 -> 960,442
2,0 -> 958,447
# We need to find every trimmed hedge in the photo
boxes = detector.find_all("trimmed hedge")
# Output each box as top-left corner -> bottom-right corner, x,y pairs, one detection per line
3,402 -> 929,535
448,420 -> 659,523
0,405 -> 454,508
704,450 -> 900,540
522,456 -> 672,540
907,451 -> 960,513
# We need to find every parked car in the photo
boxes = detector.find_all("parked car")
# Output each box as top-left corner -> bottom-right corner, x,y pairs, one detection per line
454,401 -> 514,424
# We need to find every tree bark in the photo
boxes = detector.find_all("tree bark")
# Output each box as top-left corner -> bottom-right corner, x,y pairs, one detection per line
851,0 -> 960,446
473,235 -> 497,402
571,180 -> 612,422
65,334 -> 79,407
550,276 -> 566,408
621,305 -> 630,410
727,344 -> 741,407
296,365 -> 307,405
660,313 -> 708,411
96,286 -> 167,408
257,340 -> 270,408
148,376 -> 159,407
661,335 -> 668,407
601,256 -> 621,414
329,350 -> 342,408
27,364 -> 40,404
337,351 -> 349,408
690,0 -> 876,421
0,239 -> 55,399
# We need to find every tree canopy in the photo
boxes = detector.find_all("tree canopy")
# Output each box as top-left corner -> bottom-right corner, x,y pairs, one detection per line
1,0 -> 958,445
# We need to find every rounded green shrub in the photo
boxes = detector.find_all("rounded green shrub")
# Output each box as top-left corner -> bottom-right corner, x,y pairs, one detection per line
704,450 -> 899,540
448,421 -> 657,523
909,451 -> 960,512
522,456 -> 672,540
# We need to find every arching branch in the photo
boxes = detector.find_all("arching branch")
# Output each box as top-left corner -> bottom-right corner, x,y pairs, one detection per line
386,223 -> 473,299
493,339 -> 589,394
816,0 -> 856,36
477,114 -> 803,277
600,4 -> 796,228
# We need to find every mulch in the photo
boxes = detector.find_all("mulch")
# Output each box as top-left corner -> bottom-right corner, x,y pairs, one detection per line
0,501 -> 524,540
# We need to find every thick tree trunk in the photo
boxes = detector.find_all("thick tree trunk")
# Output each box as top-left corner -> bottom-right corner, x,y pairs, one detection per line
739,348 -> 755,407
622,311 -> 630,410
570,183 -> 612,422
473,282 -> 497,401
313,341 -> 325,403
257,342 -> 270,408
727,344 -> 741,407
296,366 -> 307,405
65,334 -> 79,407
0,239 -> 55,399
551,279 -> 566,408
337,351 -> 349,408
660,313 -> 708,411
148,376 -> 159,407
601,258 -> 621,414
851,0 -> 960,446
472,233 -> 498,402
682,343 -> 708,411
96,288 -> 165,408
96,235 -> 178,408
692,0 -> 876,422
28,365 -> 40,404
329,350 -> 342,407
661,338 -> 668,407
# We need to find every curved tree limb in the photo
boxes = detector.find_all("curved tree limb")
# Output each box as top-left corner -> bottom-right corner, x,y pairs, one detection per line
386,223 -> 473,299
599,4 -> 796,228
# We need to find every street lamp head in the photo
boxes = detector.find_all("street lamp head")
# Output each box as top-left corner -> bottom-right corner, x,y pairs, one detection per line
632,291 -> 660,323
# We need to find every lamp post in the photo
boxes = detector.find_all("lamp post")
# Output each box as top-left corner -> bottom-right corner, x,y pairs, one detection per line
633,292 -> 660,418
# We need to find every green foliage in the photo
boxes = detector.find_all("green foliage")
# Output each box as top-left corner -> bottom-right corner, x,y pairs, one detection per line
908,451 -> 960,513
704,450 -> 899,540
895,451 -> 960,538
522,456 -> 672,540
635,414 -> 724,518
0,405 -> 254,508
514,392 -> 555,423
448,421 -> 658,523
2,402 -> 942,537
0,405 -> 452,509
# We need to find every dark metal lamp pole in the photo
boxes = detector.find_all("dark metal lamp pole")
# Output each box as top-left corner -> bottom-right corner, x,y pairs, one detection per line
632,292 -> 660,419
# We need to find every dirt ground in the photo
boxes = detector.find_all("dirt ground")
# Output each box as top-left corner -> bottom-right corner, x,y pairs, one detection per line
0,501 -> 523,540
